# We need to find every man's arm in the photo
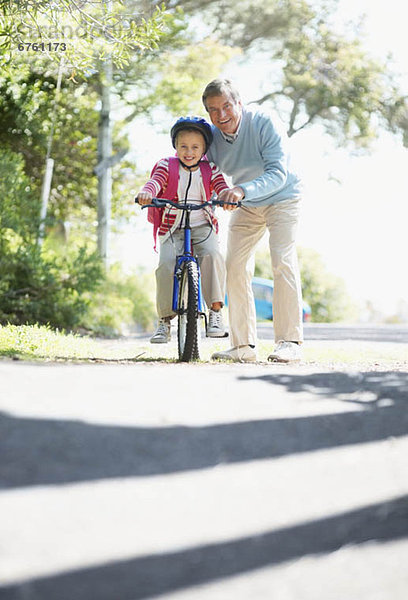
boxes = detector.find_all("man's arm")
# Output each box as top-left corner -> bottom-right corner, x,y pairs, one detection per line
239,115 -> 289,202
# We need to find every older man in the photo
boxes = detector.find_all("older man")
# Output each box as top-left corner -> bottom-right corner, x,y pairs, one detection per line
203,79 -> 303,362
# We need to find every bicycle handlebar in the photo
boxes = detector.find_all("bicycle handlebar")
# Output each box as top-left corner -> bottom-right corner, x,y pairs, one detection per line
135,196 -> 242,210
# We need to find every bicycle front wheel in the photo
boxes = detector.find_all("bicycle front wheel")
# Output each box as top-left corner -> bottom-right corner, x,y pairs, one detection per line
177,260 -> 200,362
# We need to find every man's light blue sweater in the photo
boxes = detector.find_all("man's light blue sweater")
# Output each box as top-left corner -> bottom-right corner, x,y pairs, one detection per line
206,107 -> 302,205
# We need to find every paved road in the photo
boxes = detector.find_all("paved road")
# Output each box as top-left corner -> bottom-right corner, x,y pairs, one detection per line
0,357 -> 407,600
259,322 -> 408,343
131,322 -> 408,344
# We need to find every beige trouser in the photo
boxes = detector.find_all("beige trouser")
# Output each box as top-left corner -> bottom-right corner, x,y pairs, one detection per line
227,199 -> 303,346
156,224 -> 226,318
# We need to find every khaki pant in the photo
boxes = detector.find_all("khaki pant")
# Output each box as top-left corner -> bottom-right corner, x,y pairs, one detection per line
156,224 -> 226,318
226,199 -> 303,346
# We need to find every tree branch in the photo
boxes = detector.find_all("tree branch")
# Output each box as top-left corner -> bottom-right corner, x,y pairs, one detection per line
248,90 -> 285,105
94,149 -> 127,175
289,110 -> 321,136
288,97 -> 300,136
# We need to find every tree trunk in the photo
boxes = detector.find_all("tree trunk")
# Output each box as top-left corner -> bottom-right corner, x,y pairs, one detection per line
97,59 -> 112,268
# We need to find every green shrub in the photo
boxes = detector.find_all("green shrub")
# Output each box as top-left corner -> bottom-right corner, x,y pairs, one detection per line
79,264 -> 156,336
0,239 -> 103,329
255,246 -> 357,322
0,147 -> 104,330
0,148 -> 39,245
0,148 -> 155,335
297,247 -> 357,322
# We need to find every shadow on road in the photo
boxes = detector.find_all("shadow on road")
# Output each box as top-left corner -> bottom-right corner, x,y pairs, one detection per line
1,372 -> 407,489
2,371 -> 408,598
237,370 -> 408,406
2,494 -> 407,600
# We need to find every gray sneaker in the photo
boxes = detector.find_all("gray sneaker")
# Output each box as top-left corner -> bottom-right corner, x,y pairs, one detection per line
150,319 -> 171,344
211,345 -> 257,362
207,309 -> 226,337
268,341 -> 302,363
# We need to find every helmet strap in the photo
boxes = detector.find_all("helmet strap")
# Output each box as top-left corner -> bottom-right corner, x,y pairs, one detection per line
178,158 -> 201,170
178,153 -> 206,170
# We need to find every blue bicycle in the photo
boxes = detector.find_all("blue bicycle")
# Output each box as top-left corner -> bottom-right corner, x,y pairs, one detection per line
138,196 -> 239,362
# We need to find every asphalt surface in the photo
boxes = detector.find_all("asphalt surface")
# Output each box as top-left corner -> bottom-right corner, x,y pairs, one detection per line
261,322 -> 408,343
1,327 -> 408,599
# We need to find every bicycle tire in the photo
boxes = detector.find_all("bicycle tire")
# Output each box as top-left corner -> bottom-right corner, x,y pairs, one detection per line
177,260 -> 200,362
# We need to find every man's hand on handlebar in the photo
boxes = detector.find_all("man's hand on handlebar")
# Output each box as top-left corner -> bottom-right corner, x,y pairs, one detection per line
218,187 -> 244,211
136,192 -> 152,206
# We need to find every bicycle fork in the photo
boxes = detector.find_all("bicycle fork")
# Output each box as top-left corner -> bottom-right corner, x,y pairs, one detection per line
172,256 -> 205,316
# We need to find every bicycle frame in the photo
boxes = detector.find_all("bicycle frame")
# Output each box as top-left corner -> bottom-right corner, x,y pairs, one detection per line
137,194 -> 241,360
171,209 -> 205,315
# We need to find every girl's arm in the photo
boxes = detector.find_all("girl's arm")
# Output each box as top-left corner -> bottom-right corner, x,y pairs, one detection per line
137,158 -> 169,203
209,162 -> 230,195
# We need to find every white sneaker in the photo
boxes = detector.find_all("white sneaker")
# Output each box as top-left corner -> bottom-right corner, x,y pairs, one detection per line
150,319 -> 171,344
268,341 -> 302,363
211,345 -> 257,363
207,309 -> 226,337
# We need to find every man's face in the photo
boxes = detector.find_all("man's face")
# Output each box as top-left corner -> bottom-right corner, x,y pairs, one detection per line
205,92 -> 242,135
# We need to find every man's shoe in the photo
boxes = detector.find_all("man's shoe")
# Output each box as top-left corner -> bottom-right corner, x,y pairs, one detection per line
268,341 -> 302,363
211,345 -> 257,362
150,319 -> 171,344
207,309 -> 226,337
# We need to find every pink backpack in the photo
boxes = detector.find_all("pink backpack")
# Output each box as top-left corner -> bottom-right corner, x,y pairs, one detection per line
147,156 -> 212,249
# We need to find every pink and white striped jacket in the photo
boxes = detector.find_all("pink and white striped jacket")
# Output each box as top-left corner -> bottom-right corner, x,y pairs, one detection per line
141,156 -> 229,245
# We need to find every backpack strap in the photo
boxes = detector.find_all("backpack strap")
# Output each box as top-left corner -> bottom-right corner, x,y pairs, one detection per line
147,157 -> 212,250
199,159 -> 212,200
161,156 -> 179,199
147,156 -> 180,250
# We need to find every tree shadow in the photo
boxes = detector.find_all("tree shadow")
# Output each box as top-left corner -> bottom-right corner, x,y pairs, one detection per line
237,370 -> 408,407
1,371 -> 407,489
1,494 -> 407,599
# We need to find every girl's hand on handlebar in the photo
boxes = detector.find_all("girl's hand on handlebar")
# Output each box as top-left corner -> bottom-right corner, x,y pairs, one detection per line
136,191 -> 152,205
218,186 -> 244,211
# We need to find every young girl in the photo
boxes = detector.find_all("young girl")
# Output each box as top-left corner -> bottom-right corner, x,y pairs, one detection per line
137,116 -> 230,343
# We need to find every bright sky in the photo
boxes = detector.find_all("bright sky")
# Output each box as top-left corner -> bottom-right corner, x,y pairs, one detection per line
116,0 -> 408,319
294,0 -> 408,316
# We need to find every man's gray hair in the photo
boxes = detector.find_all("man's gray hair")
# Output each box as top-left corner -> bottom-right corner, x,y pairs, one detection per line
202,79 -> 241,110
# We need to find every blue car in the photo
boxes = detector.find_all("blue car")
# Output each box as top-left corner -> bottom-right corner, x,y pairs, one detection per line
225,277 -> 311,322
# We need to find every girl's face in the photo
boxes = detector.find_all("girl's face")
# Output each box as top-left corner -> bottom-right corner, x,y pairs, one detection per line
175,130 -> 206,168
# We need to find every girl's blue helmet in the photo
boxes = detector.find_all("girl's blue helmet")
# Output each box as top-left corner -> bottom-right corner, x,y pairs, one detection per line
170,116 -> 213,153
